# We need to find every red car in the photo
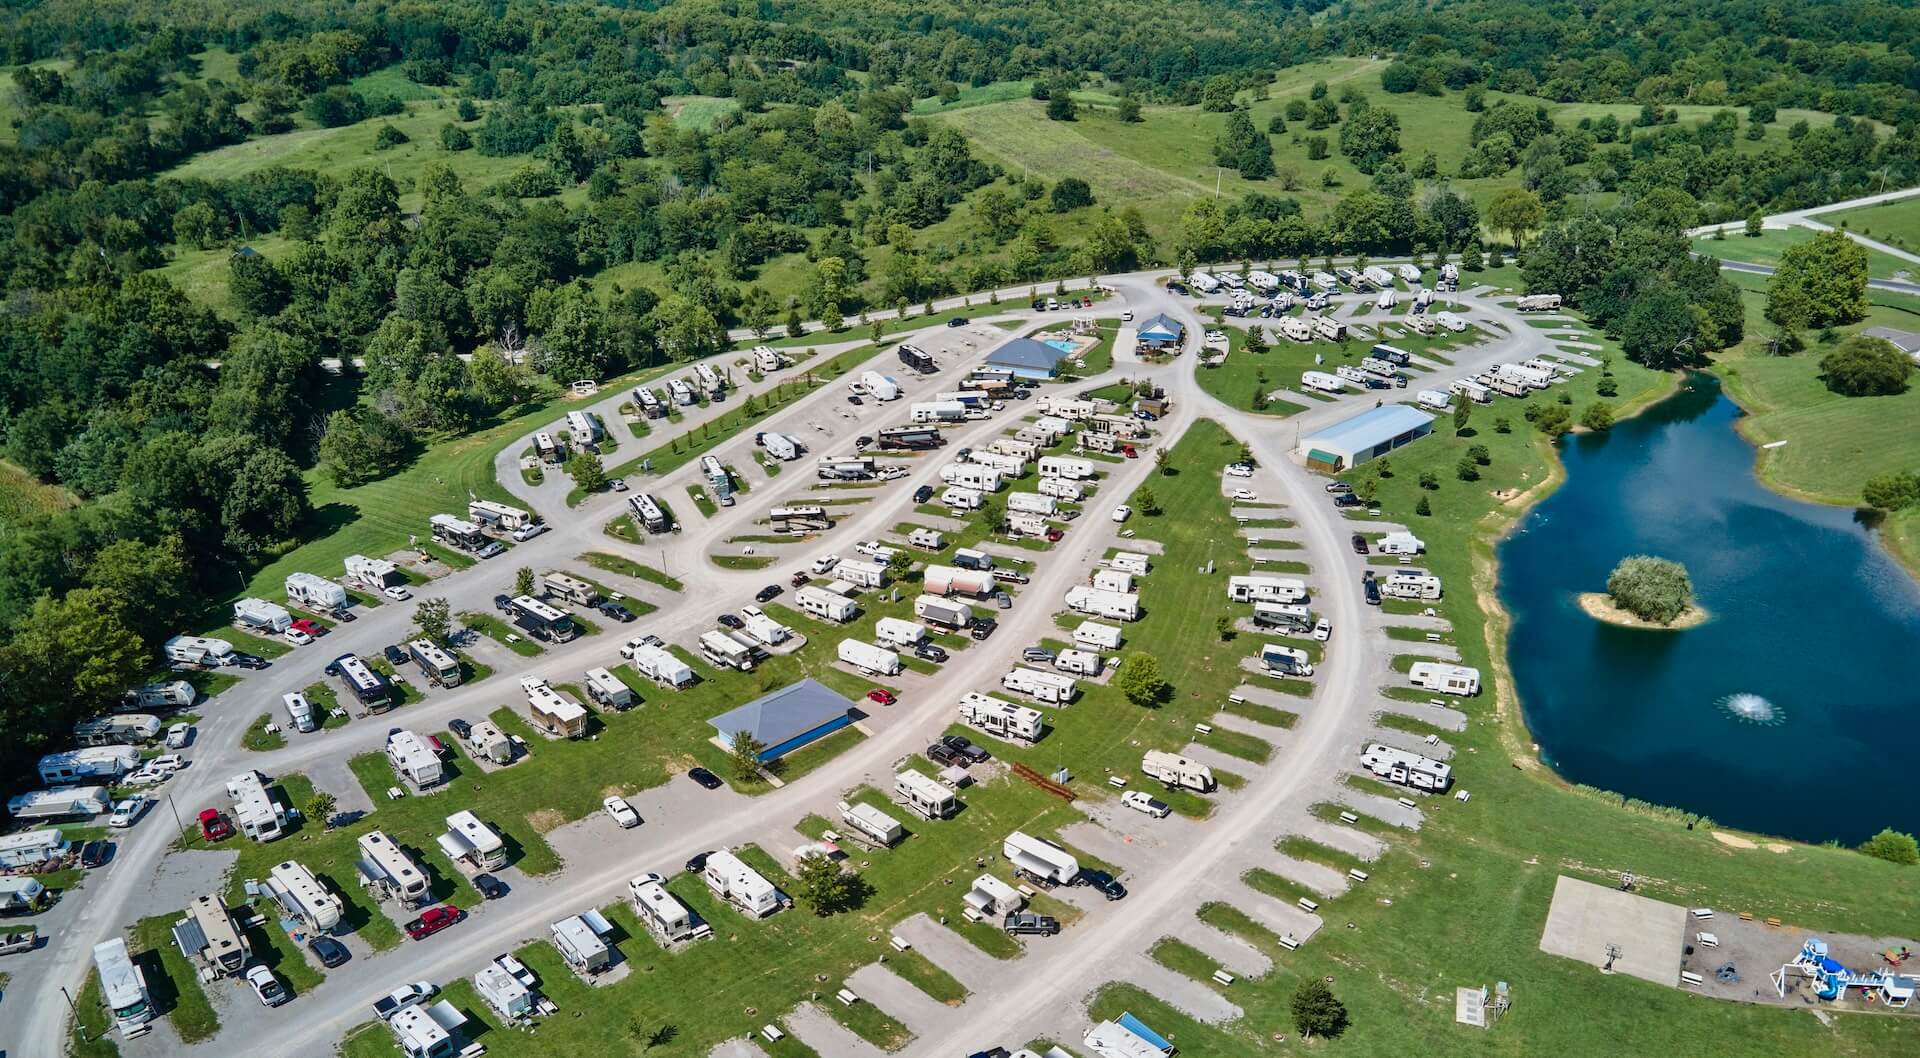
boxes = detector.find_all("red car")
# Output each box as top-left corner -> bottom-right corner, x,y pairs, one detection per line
289,618 -> 323,637
1044,529 -> 1064,542
1121,445 -> 1138,459
405,905 -> 462,941
866,689 -> 897,706
198,809 -> 233,842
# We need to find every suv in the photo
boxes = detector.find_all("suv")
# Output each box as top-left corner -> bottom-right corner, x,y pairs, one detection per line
941,735 -> 989,764
448,718 -> 473,741
1002,911 -> 1061,936
1362,572 -> 1382,606
914,643 -> 948,663
493,594 -> 514,611
1022,647 -> 1055,664
970,617 -> 998,641
1333,492 -> 1363,509
926,742 -> 965,766
1351,533 -> 1369,554
913,485 -> 935,504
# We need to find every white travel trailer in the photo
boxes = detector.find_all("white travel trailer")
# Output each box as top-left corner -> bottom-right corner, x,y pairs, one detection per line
1449,377 -> 1492,404
1037,396 -> 1099,420
1002,831 -> 1079,886
551,912 -> 615,974
1279,317 -> 1314,342
467,721 -> 512,765
860,371 -> 901,401
837,638 -> 902,677
1522,357 -> 1562,378
1074,621 -> 1123,651
1143,750 -> 1215,792
283,691 -> 318,733
797,586 -> 859,623
584,666 -> 638,709
915,594 -> 974,630
1091,568 -> 1133,594
1405,312 -> 1438,335
836,558 -> 887,589
73,713 -> 162,747
695,363 -> 723,394
36,746 -> 138,785
0,830 -> 68,869
1219,270 -> 1245,290
874,617 -> 926,649
1363,265 -> 1395,288
629,644 -> 696,688
959,693 -> 1045,743
839,802 -> 904,848
1008,491 -> 1057,517
1397,263 -> 1423,283
1436,311 -> 1469,332
1516,293 -> 1562,311
629,874 -> 704,944
357,830 -> 430,908
742,612 -> 792,647
1037,456 -> 1096,480
467,500 -> 534,532
1007,513 -> 1049,538
908,528 -> 946,551
895,770 -> 958,820
910,401 -> 967,424
1409,662 -> 1480,696
1109,551 -> 1151,575
267,859 -> 343,933
1065,585 -> 1139,621
1034,414 -> 1074,437
752,345 -> 786,372
942,486 -> 984,511
1188,271 -> 1221,294
1416,389 -> 1452,411
703,849 -> 784,917
8,786 -> 111,820
922,566 -> 995,597
474,960 -> 538,1022
387,730 -> 445,788
1227,575 -> 1309,604
1260,643 -> 1315,678
1375,288 -> 1398,310
1337,364 -> 1374,387
1247,269 -> 1280,292
1382,569 -> 1443,600
232,598 -> 292,634
1311,271 -> 1339,291
1001,666 -> 1077,705
971,450 -> 1026,477
1313,315 -> 1348,341
286,572 -> 349,613
1360,742 -> 1453,791
698,630 -> 756,672
1488,372 -> 1532,398
1378,531 -> 1425,555
940,463 -> 1004,492
226,770 -> 287,842
759,432 -> 800,461
1055,648 -> 1103,676
441,811 -> 508,870
1036,476 -> 1085,501
963,874 -> 1025,920
1301,370 -> 1347,394
1253,601 -> 1314,632
1497,363 -> 1552,390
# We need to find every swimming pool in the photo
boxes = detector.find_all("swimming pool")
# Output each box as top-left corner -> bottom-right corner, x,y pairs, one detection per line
1043,339 -> 1077,353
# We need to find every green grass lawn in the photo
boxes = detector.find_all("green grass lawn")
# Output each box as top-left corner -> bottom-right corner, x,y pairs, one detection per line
459,611 -> 543,656
1828,196 -> 1920,255
131,913 -> 219,1043
241,712 -> 286,752
664,95 -> 739,130
1693,227 -> 1911,280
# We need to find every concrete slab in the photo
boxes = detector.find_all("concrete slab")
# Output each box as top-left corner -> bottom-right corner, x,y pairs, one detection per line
784,1001 -> 891,1058
1176,741 -> 1265,777
1228,683 -> 1314,713
1056,820 -> 1151,874
1331,789 -> 1424,830
1224,885 -> 1323,944
890,913 -> 1014,994
1539,875 -> 1686,987
1178,917 -> 1273,978
848,961 -> 960,1035
1245,547 -> 1307,564
1374,699 -> 1468,732
1120,953 -> 1242,1023
1206,708 -> 1295,741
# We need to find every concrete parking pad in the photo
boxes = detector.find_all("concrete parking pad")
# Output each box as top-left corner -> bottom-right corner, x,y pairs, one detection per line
784,1000 -> 890,1058
1375,699 -> 1468,731
1266,851 -> 1351,898
1539,875 -> 1686,987
708,1036 -> 771,1058
1296,819 -> 1386,861
891,914 -> 1015,994
848,961 -> 959,1035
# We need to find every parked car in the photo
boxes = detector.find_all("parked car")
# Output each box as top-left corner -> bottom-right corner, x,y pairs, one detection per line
914,643 -> 948,663
941,734 -> 989,764
970,616 -> 998,641
913,485 -> 935,504
1082,869 -> 1127,901
1045,528 -> 1064,542
1231,488 -> 1258,501
1002,911 -> 1060,936
926,742 -> 965,766
372,982 -> 437,1021
1121,791 -> 1171,817
854,434 -> 874,448
493,593 -> 514,611
684,850 -> 709,874
404,905 -> 462,941
1362,575 -> 1381,606
165,723 -> 192,749
512,522 -> 549,542
599,601 -> 636,623
1351,533 -> 1369,554
603,797 -> 641,829
229,653 -> 270,669
1023,647 -> 1055,664
108,796 -> 148,829
610,479 -> 629,492
812,554 -> 841,574
688,767 -> 724,790
1226,463 -> 1254,478
283,627 -> 313,647
1325,481 -> 1353,495
122,766 -> 167,787
474,874 -> 508,901
866,689 -> 897,706
1111,505 -> 1132,523
474,542 -> 506,559
756,585 -> 783,603
246,965 -> 290,1007
383,645 -> 409,666
448,718 -> 473,741
198,809 -> 233,842
383,585 -> 412,602
150,754 -> 186,774
79,840 -> 112,869
846,394 -> 863,405
308,935 -> 351,968
1313,618 -> 1332,641
717,613 -> 744,630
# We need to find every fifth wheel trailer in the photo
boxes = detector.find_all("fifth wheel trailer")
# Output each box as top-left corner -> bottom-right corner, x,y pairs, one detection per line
1381,570 -> 1443,599
1409,662 -> 1480,696
1227,575 -> 1308,604
1142,750 -> 1215,792
1037,456 -> 1096,481
895,770 -> 958,820
837,638 -> 902,677
922,566 -> 995,598
1002,831 -> 1079,886
958,693 -> 1045,743
285,572 -> 348,613
1301,370 -> 1347,394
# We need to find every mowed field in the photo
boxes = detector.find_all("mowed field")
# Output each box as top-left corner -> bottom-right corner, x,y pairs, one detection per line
1692,227 -> 1914,280
1829,196 -> 1920,255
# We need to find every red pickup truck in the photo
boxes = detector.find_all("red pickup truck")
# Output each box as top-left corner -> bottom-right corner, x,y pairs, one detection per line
404,905 -> 462,941
198,809 -> 233,842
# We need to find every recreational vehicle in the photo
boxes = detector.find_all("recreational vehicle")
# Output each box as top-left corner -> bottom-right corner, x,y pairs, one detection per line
895,769 -> 959,819
1436,311 -> 1469,332
1142,750 -> 1215,792
818,456 -> 876,481
910,401 -> 967,424
8,786 -> 111,820
991,438 -> 1040,461
387,730 -> 446,788
1449,378 -> 1492,404
441,811 -> 508,870
566,411 -> 601,447
1416,389 -> 1452,411
1055,649 -> 1103,676
1405,312 -> 1437,335
839,802 -> 904,847
73,714 -> 162,747
971,450 -> 1027,477
533,431 -> 564,464
908,528 -> 946,550
1001,666 -> 1077,705
1002,831 -> 1079,886
1227,575 -> 1309,604
551,913 -> 615,974
877,427 -> 944,450
1381,569 -> 1443,600
1313,315 -> 1348,341
1092,568 -> 1133,594
741,612 -> 792,647
522,677 -> 590,738
510,595 -> 577,643
174,894 -> 250,979
703,849 -> 784,917
770,505 -> 832,534
923,565 -> 995,597
915,594 -> 974,630
1064,585 -> 1139,621
633,385 -> 664,418
428,514 -> 486,552
1363,265 -> 1395,288
860,371 -> 901,401
266,860 -> 343,933
1260,643 -> 1316,677
836,558 -> 888,589
797,586 -> 859,623
628,874 -> 704,944
357,830 -> 430,907
1110,551 -> 1151,575
837,638 -> 901,677
702,455 -> 735,506
92,937 -> 154,1036
1360,742 -> 1453,791
36,746 -> 138,785
286,571 -> 349,613
1408,662 -> 1480,696
282,691 -> 318,733
940,463 -> 1004,492
668,378 -> 696,405
408,639 -> 461,688
757,432 -> 800,461
959,693 -> 1045,743
630,493 -> 670,533
875,617 -> 926,649
1377,531 -> 1425,555
1037,456 -> 1096,480
1278,317 -> 1314,342
467,500 -> 534,532
1188,271 -> 1221,295
1037,476 -> 1085,501
699,630 -> 756,672
329,652 -> 392,709
1301,370 -> 1346,394
1516,294 -> 1562,312
225,770 -> 287,842
1253,601 -> 1314,632
233,597 -> 293,634
1008,491 -> 1057,517
1074,621 -> 1123,651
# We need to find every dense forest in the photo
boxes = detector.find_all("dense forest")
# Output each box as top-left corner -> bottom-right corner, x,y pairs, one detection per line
0,0 -> 1913,781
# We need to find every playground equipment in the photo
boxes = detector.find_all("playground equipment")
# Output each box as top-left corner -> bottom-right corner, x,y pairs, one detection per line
1771,938 -> 1917,1007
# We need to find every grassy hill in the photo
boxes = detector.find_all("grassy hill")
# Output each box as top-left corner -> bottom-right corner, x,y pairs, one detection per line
1829,197 -> 1920,256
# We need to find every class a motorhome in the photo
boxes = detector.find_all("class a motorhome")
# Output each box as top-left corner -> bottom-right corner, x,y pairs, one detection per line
753,345 -> 787,371
1073,620 -> 1123,651
877,427 -> 943,450
1142,749 -> 1215,792
630,492 -> 670,533
894,769 -> 958,820
771,505 -> 832,534
92,937 -> 154,1037
633,385 -> 664,418
1253,601 -> 1314,632
409,639 -> 461,688
668,378 -> 696,405
837,638 -> 902,676
1227,575 -> 1308,604
958,692 -> 1045,743
1408,662 -> 1480,696
1260,643 -> 1315,677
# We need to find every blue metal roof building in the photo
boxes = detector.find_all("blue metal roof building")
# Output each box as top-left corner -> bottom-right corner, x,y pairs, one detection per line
985,337 -> 1071,380
708,679 -> 855,761
1300,404 -> 1434,472
1135,313 -> 1183,347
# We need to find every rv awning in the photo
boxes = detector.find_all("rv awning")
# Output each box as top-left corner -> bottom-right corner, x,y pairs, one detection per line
1118,1012 -> 1175,1053
424,999 -> 467,1031
964,887 -> 994,913
1007,849 -> 1055,879
580,909 -> 614,936
356,856 -> 392,886
436,831 -> 475,861
172,918 -> 209,959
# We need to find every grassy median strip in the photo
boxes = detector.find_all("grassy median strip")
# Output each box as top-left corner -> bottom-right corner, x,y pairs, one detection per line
459,611 -> 543,656
578,551 -> 685,592
884,948 -> 968,1004
241,712 -> 285,751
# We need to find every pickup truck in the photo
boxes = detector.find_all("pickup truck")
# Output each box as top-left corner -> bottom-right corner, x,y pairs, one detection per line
372,981 -> 437,1020
404,905 -> 462,941
0,930 -> 37,956
1002,911 -> 1061,936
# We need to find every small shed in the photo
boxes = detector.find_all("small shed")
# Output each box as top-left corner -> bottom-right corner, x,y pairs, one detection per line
1135,313 -> 1184,348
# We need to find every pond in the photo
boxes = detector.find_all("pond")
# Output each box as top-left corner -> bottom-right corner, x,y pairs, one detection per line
1499,374 -> 1920,844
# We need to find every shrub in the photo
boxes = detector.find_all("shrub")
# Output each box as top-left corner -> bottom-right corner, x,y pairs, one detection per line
1862,471 -> 1920,512
1819,336 -> 1912,396
1859,828 -> 1920,866
1605,555 -> 1694,624
1455,458 -> 1479,481
1580,401 -> 1615,431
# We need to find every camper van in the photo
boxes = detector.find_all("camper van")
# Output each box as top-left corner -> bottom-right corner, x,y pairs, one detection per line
1142,750 -> 1215,792
958,693 -> 1045,743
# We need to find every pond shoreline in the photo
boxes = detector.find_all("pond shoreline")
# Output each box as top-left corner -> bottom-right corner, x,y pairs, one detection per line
1574,592 -> 1710,630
